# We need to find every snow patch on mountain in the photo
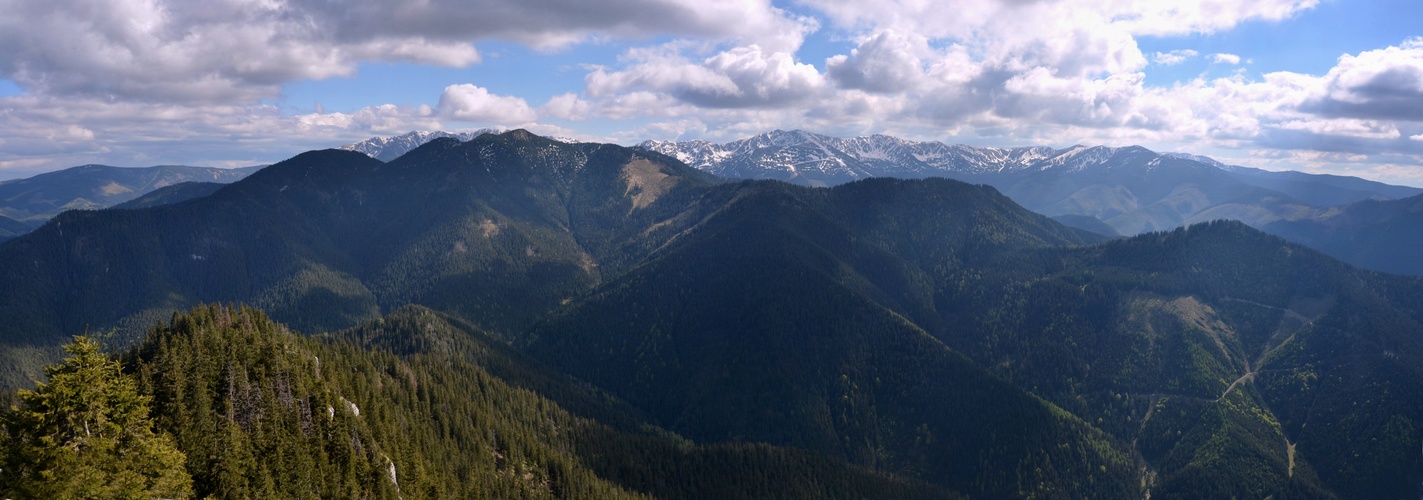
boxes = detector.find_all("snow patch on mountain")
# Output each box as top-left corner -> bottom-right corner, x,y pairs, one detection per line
639,131 -> 1276,187
1164,152 -> 1228,169
638,131 -> 1173,184
341,129 -> 503,162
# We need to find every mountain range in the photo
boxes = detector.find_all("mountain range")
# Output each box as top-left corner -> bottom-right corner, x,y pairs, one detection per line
339,129 -> 586,162
0,164 -> 261,241
1,130 -> 1421,497
639,130 -> 1423,275
1263,192 -> 1423,276
339,129 -> 501,161
639,130 -> 1418,197
342,129 -> 1423,276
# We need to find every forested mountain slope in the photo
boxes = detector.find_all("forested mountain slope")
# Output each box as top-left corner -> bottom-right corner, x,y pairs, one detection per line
1263,193 -> 1423,276
6,304 -> 953,499
932,221 -> 1423,497
2,131 -> 1420,498
0,131 -> 717,385
110,182 -> 229,210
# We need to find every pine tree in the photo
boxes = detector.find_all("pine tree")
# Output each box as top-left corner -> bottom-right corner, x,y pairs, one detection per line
1,336 -> 193,499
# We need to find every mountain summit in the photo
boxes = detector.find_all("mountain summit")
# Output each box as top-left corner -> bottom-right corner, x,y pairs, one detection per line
640,130 -> 1421,236
341,129 -> 587,162
638,130 -> 1058,185
339,129 -> 503,161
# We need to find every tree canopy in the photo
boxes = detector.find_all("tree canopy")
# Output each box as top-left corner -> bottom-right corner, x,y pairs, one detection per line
1,336 -> 192,499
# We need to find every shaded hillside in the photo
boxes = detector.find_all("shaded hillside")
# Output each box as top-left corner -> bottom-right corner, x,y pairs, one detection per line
992,147 -> 1321,234
0,164 -> 260,223
931,221 -> 1423,498
1053,214 -> 1120,237
1264,193 -> 1423,276
527,178 -> 1136,498
1229,167 -> 1422,206
111,182 -> 228,210
0,130 -> 718,388
0,214 -> 37,243
324,305 -> 957,499
528,188 -> 1423,498
109,304 -> 955,499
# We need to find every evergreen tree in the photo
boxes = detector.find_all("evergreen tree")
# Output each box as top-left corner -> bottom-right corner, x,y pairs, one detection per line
1,336 -> 192,499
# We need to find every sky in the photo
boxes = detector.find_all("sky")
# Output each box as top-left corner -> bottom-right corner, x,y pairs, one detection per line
2,0 -> 1423,186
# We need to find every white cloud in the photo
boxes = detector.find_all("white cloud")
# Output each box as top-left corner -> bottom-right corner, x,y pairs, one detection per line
639,119 -> 710,140
1274,118 -> 1401,139
540,93 -> 593,121
798,0 -> 1316,72
0,0 -> 813,104
5,0 -> 1423,187
0,0 -> 479,103
295,104 -> 443,135
437,84 -> 538,123
1305,38 -> 1423,120
578,0 -> 1410,156
586,43 -> 825,109
1153,50 -> 1200,66
0,94 -> 316,176
0,89 -> 494,178
1105,0 -> 1320,36
825,30 -> 932,93
575,0 -> 1326,142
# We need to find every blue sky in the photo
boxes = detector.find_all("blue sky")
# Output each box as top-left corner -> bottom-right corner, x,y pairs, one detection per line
2,0 -> 1422,186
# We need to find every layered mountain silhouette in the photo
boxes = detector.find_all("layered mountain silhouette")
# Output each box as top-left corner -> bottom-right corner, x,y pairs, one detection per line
2,130 -> 1421,498
1265,193 -> 1423,276
339,129 -> 501,161
110,181 -> 230,210
642,130 -> 1423,275
0,214 -> 36,242
0,164 -> 261,240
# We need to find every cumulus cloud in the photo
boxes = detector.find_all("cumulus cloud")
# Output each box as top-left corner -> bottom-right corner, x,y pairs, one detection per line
825,30 -> 931,93
799,0 -> 1315,71
540,93 -> 593,121
1303,38 -> 1423,121
1154,50 -> 1200,66
579,0 -> 1340,148
0,0 -> 479,103
1274,118 -> 1401,139
996,70 -> 1180,130
7,0 -> 1423,187
437,85 -> 538,123
639,119 -> 711,140
0,0 -> 812,104
0,96 -> 286,176
295,104 -> 443,135
1,89 -> 444,178
557,1 -> 1423,185
579,0 -> 1323,133
586,43 -> 825,109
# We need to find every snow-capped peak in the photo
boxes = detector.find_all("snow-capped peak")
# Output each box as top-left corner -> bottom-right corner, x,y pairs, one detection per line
1163,152 -> 1227,169
340,129 -> 503,162
634,130 -> 1233,185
